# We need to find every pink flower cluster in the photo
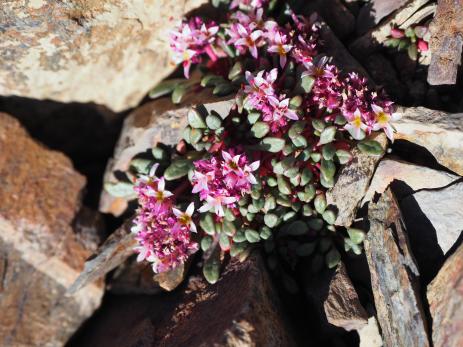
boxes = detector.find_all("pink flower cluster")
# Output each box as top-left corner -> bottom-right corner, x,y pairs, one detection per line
132,164 -> 198,273
170,17 -> 219,78
192,150 -> 260,217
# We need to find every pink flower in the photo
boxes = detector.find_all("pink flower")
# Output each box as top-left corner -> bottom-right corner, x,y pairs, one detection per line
230,0 -> 266,10
243,69 -> 278,109
344,109 -> 368,140
199,195 -> 237,217
173,202 -> 197,233
417,39 -> 428,52
227,23 -> 263,58
191,170 -> 215,195
371,104 -> 401,140
267,31 -> 293,68
390,28 -> 405,39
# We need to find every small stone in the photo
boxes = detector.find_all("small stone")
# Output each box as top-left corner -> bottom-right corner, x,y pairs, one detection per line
323,262 -> 368,331
0,113 -> 103,346
365,188 -> 430,347
427,242 -> 463,347
394,107 -> 463,176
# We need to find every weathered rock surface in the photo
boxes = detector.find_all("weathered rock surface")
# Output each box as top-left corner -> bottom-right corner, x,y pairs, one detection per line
356,0 -> 409,35
69,253 -> 297,347
365,188 -> 430,347
427,242 -> 463,347
305,0 -> 355,39
326,132 -> 387,227
100,89 -> 234,216
362,158 -> 459,204
323,262 -> 368,331
427,0 -> 463,85
0,0 -> 208,112
358,316 -> 383,347
394,106 -> 463,176
402,182 -> 463,255
0,113 -> 103,347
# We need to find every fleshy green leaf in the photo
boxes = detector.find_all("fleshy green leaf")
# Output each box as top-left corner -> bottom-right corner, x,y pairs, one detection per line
314,194 -> 327,214
301,75 -> 315,93
171,84 -> 187,104
206,114 -> 222,130
357,140 -> 384,155
307,217 -> 324,231
201,236 -> 213,251
260,226 -> 272,240
320,159 -> 336,180
228,61 -> 243,80
335,149 -> 352,164
318,126 -> 337,145
245,229 -> 260,243
164,159 -> 193,180
264,213 -> 279,228
325,248 -> 341,269
187,109 -> 207,129
322,210 -> 336,225
247,111 -> 261,124
130,158 -> 152,175
203,248 -> 221,284
277,175 -> 291,195
233,230 -> 246,242
200,213 -> 215,235
260,137 -> 285,152
322,144 -> 336,160
104,181 -> 135,198
213,83 -> 234,96
300,168 -> 313,186
347,228 -> 366,244
149,79 -> 184,99
251,121 -> 270,138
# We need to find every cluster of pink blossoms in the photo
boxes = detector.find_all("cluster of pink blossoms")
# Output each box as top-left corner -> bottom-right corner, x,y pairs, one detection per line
132,164 -> 198,273
193,150 -> 260,217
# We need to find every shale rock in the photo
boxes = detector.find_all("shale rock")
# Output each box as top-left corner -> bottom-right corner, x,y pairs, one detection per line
356,0 -> 409,35
0,113 -> 103,347
365,188 -> 429,347
100,89 -> 234,216
69,253 -> 297,347
394,106 -> 463,176
0,0 -> 208,111
427,242 -> 463,347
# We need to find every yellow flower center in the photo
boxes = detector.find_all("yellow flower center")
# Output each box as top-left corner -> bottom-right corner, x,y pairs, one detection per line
353,116 -> 362,128
376,111 -> 389,124
179,214 -> 191,225
278,44 -> 286,55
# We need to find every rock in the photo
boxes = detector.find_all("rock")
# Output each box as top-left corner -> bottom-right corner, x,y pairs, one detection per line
0,0 -> 208,112
427,242 -> 463,347
356,0 -> 409,35
68,220 -> 137,294
323,262 -> 368,331
365,188 -> 430,347
394,106 -> 463,176
326,132 -> 387,227
362,158 -> 459,204
402,182 -> 463,255
305,0 -> 355,39
350,0 -> 432,59
100,89 -> 234,216
68,253 -> 297,347
427,0 -> 463,85
0,113 -> 103,347
73,206 -> 106,253
358,317 -> 383,347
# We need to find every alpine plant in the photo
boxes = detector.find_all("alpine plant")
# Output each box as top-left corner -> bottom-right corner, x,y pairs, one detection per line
107,0 -> 401,288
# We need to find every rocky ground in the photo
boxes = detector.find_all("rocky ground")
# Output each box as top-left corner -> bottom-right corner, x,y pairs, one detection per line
0,0 -> 462,346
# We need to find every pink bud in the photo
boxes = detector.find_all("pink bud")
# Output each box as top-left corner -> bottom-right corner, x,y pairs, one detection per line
417,39 -> 428,52
390,28 -> 405,39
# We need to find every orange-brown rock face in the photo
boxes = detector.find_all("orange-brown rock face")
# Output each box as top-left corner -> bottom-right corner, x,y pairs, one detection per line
0,113 -> 103,347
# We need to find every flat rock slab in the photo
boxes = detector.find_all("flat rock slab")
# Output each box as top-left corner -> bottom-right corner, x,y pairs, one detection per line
365,188 -> 430,347
68,253 -> 297,347
326,133 -> 387,227
394,106 -> 463,176
0,0 -> 207,111
100,89 -> 234,216
427,242 -> 463,347
427,0 -> 463,85
356,0 -> 409,34
0,113 -> 103,347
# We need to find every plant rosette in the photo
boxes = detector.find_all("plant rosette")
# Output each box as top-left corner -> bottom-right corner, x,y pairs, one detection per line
106,0 -> 400,289
384,25 -> 430,61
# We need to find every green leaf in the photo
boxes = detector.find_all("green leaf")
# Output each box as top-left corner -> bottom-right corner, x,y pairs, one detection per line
260,137 -> 285,152
104,181 -> 135,198
290,95 -> 303,107
325,248 -> 341,269
300,168 -> 313,186
152,147 -> 168,161
277,175 -> 291,195
357,140 -> 384,155
260,226 -> 272,240
347,228 -> 366,244
247,111 -> 260,124
230,242 -> 248,257
206,114 -> 222,130
307,218 -> 324,231
264,213 -> 280,228
267,176 -> 277,187
287,220 -> 309,235
384,38 -> 400,48
312,119 -> 326,132
296,242 -> 316,256
407,44 -> 417,60
219,232 -> 230,250
187,108 -> 207,129
322,210 -> 336,225
200,213 -> 215,235
335,149 -> 352,164
213,83 -> 234,96
189,128 -> 203,144
130,158 -> 152,175
320,173 -> 335,189
245,229 -> 260,243
164,159 -> 193,180
288,121 -> 306,139
314,194 -> 327,214
301,75 -> 315,93
291,134 -> 307,148
201,236 -> 213,251
322,144 -> 336,160
233,230 -> 246,242
284,166 -> 299,179
320,158 -> 336,180
310,152 -> 321,162
149,79 -> 183,99
250,121 -> 270,138
228,61 -> 243,80
201,74 -> 224,87
224,208 -> 236,222
264,195 -> 277,212
171,84 -> 187,104
318,126 -> 337,145
302,205 -> 313,216
203,248 -> 221,284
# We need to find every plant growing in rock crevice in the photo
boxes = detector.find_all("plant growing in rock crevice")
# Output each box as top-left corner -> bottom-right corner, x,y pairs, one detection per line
105,0 -> 400,288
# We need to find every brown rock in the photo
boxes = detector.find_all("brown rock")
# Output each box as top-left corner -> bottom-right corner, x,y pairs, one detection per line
394,106 -> 463,176
100,89 -> 234,216
365,188 -> 430,347
323,262 -> 368,331
362,158 -> 459,204
69,253 -> 297,347
326,132 -> 387,227
427,0 -> 463,85
0,113 -> 103,347
0,0 -> 208,111
427,242 -> 463,347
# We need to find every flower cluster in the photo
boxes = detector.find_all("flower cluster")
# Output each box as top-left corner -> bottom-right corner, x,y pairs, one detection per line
132,165 -> 198,272
193,150 -> 260,217
385,25 -> 430,60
